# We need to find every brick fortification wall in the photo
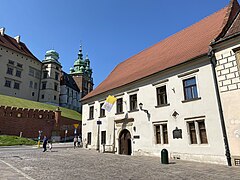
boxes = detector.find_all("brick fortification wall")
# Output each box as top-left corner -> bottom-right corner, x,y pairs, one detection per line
0,106 -> 81,140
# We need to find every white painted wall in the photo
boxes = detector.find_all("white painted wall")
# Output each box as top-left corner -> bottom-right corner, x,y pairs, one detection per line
82,57 -> 227,165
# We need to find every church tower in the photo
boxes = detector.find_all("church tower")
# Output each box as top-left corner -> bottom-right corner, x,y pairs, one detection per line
69,45 -> 93,99
39,50 -> 62,105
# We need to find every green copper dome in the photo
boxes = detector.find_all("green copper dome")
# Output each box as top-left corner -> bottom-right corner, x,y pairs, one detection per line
43,49 -> 61,66
70,45 -> 93,77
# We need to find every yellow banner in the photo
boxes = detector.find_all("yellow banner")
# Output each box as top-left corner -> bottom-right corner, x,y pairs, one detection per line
106,95 -> 117,104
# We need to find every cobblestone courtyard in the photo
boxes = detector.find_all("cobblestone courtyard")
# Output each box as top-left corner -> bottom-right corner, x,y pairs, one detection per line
0,145 -> 240,180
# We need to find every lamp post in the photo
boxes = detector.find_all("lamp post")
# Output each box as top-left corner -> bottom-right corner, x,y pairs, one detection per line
96,120 -> 102,152
37,130 -> 42,148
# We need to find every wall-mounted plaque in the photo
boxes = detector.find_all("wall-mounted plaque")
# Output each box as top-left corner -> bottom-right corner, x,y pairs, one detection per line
173,127 -> 182,139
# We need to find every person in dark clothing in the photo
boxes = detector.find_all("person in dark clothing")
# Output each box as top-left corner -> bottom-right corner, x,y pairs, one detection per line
43,136 -> 48,152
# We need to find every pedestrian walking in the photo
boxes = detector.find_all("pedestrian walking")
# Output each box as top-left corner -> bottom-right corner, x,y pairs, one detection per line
43,136 -> 48,152
73,136 -> 77,149
77,136 -> 82,147
48,140 -> 52,151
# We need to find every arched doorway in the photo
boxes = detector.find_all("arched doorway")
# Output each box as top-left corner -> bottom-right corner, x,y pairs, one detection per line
119,129 -> 132,155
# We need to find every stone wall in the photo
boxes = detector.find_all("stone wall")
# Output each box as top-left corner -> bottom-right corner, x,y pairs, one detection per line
0,106 -> 81,141
215,50 -> 240,92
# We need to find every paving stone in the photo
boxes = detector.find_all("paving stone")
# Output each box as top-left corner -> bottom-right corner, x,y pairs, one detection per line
0,146 -> 240,180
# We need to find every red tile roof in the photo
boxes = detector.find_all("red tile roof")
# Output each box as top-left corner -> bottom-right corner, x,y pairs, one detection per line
0,33 -> 39,61
83,0 -> 239,101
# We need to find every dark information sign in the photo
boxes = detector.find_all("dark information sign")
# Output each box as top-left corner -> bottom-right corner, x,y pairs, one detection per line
173,127 -> 182,139
133,135 -> 140,139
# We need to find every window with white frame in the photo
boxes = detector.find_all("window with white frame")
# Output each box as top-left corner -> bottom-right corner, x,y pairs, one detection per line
100,103 -> 105,117
187,120 -> 208,144
129,94 -> 137,111
116,98 -> 123,114
154,123 -> 168,144
156,85 -> 168,106
183,77 -> 198,100
89,106 -> 94,119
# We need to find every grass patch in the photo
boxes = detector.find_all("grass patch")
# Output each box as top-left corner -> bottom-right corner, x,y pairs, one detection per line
0,94 -> 81,121
0,135 -> 37,146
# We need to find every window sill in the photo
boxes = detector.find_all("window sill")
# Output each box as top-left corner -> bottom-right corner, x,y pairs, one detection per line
87,118 -> 94,120
115,112 -> 124,115
188,143 -> 209,146
155,104 -> 170,108
98,116 -> 106,118
128,109 -> 139,113
182,97 -> 201,103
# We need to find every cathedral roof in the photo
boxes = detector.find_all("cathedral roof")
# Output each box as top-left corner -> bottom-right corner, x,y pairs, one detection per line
60,71 -> 80,92
82,0 -> 240,102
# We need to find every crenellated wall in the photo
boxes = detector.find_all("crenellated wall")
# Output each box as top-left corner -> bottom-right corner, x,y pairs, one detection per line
0,106 -> 81,141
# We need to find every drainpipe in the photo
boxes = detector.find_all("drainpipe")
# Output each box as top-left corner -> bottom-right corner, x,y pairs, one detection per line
208,48 -> 232,166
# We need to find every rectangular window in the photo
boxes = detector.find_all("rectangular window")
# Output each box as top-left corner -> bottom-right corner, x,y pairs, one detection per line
130,94 -> 137,111
162,124 -> 168,144
198,121 -> 208,144
154,123 -> 168,144
34,82 -> 37,89
188,121 -> 197,144
116,98 -> 123,114
15,70 -> 21,77
42,81 -> 47,90
29,81 -> 33,88
87,132 -> 92,145
100,103 -> 105,117
55,72 -> 59,80
43,71 -> 48,79
101,131 -> 106,145
35,70 -> 41,79
29,67 -> 34,77
8,60 -> 14,65
54,95 -> 57,100
156,125 -> 161,144
32,92 -> 35,96
183,77 -> 198,100
156,86 -> 168,105
54,83 -> 58,91
4,80 -> 11,88
17,63 -> 23,68
41,94 -> 44,99
89,106 -> 94,119
7,67 -> 13,75
14,82 -> 20,89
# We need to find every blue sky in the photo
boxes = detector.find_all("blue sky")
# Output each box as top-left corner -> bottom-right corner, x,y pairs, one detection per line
1,0 -> 229,87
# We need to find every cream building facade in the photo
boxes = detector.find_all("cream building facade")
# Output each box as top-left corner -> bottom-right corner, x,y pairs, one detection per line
81,0 -> 240,166
0,27 -> 93,112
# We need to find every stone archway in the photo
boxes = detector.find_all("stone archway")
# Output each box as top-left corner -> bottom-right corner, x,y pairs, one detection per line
119,129 -> 132,155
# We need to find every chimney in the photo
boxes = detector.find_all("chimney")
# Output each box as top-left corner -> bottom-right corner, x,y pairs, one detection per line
0,27 -> 5,36
14,35 -> 20,43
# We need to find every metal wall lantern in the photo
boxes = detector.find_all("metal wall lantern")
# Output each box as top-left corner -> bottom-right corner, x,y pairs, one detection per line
139,103 -> 150,120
